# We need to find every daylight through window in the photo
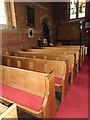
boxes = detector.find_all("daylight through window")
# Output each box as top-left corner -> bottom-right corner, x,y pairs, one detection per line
70,0 -> 86,20
0,0 -> 7,24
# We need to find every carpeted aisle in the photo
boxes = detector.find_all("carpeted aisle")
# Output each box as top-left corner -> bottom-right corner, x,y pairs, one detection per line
55,55 -> 88,118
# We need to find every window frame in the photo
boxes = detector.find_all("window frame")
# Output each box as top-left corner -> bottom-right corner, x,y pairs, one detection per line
0,1 -> 8,28
0,1 -> 16,30
69,1 -> 86,21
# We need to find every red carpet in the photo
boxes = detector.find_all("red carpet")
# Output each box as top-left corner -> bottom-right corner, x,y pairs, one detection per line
55,55 -> 88,118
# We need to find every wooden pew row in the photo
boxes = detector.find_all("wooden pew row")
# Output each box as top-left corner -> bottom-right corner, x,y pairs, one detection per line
43,45 -> 85,63
0,65 -> 56,118
40,47 -> 83,68
21,45 -> 85,68
42,46 -> 85,68
29,47 -> 79,64
6,51 -> 75,83
41,47 -> 82,67
29,45 -> 85,62
28,48 -> 79,73
55,45 -> 85,62
17,45 -> 85,72
0,102 -> 18,119
2,55 -> 68,100
17,49 -> 77,74
31,45 -> 85,63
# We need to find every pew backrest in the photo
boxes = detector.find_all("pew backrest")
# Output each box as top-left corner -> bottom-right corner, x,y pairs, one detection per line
2,55 -> 66,80
0,65 -> 56,118
4,51 -> 74,70
1,65 -> 50,97
0,103 -> 18,119
28,48 -> 79,62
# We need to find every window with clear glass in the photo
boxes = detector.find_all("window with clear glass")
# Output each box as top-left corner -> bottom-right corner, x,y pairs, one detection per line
0,0 -> 7,25
70,0 -> 86,20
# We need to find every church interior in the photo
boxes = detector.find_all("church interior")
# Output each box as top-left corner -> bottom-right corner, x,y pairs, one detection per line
0,1 -> 89,119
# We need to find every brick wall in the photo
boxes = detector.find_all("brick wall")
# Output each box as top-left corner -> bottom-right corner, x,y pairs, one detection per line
2,2 -> 54,52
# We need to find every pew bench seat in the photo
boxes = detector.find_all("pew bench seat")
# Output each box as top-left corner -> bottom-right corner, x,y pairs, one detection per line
2,55 -> 67,100
0,102 -> 18,119
55,77 -> 62,85
1,77 -> 64,99
0,65 -> 56,118
0,84 -> 43,112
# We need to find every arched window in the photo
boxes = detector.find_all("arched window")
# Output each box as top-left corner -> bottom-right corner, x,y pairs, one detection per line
0,0 -> 7,25
70,0 -> 86,20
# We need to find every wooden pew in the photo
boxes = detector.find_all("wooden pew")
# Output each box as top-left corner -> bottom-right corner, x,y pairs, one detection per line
2,55 -> 68,100
0,102 -> 18,119
17,45 -> 85,70
42,46 -> 85,68
54,45 -> 85,62
43,45 -> 85,63
0,65 -> 56,118
4,51 -> 75,83
28,48 -> 79,73
3,51 -> 75,83
29,47 -> 78,62
20,45 -> 85,63
42,47 -> 80,68
3,45 -> 85,63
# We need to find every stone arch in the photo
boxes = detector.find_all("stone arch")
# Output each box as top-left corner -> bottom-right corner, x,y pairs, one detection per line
40,15 -> 52,26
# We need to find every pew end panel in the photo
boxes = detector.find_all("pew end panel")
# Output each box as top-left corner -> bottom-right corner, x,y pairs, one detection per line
1,66 -> 56,118
45,60 -> 68,99
41,71 -> 56,118
0,102 -> 18,119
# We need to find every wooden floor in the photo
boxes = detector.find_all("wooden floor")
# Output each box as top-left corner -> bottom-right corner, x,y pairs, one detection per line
18,109 -> 37,119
